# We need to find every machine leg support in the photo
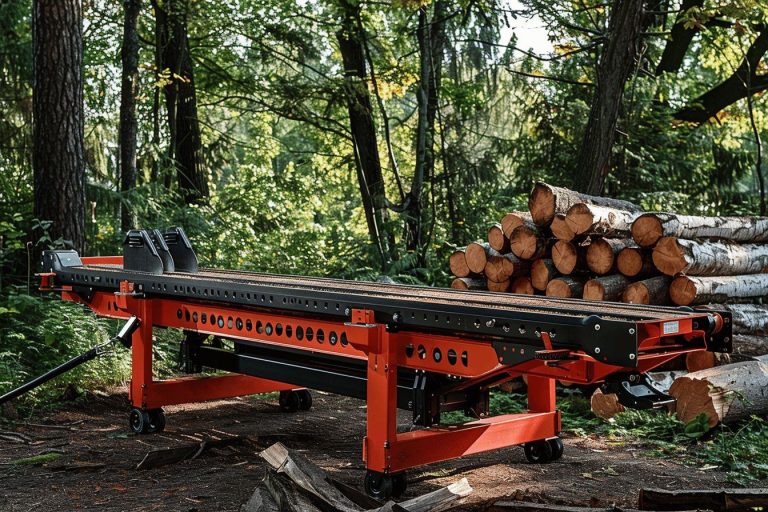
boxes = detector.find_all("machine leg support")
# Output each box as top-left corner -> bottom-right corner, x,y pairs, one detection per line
523,437 -> 564,463
278,389 -> 312,412
364,470 -> 407,500
129,407 -> 166,434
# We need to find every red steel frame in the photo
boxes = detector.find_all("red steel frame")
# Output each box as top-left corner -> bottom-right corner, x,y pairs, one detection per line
42,255 -> 711,476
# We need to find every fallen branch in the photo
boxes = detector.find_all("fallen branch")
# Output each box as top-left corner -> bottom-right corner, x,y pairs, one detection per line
136,435 -> 246,470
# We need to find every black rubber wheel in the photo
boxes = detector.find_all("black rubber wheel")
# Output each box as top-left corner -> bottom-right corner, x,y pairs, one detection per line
297,389 -> 312,411
524,439 -> 554,463
279,390 -> 300,412
147,408 -> 166,433
364,470 -> 395,500
391,472 -> 407,498
129,408 -> 151,434
548,437 -> 564,461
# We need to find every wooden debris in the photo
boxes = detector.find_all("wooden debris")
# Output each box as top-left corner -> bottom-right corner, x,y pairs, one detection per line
653,238 -> 768,276
489,501 -> 697,512
240,484 -> 280,512
590,388 -> 625,420
684,351 -> 731,372
136,435 -> 245,470
639,487 -> 768,512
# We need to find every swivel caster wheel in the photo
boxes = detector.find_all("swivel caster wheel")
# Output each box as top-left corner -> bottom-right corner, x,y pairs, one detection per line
297,389 -> 312,411
129,408 -> 166,434
523,439 -> 555,463
548,437 -> 564,461
279,390 -> 312,412
364,470 -> 407,499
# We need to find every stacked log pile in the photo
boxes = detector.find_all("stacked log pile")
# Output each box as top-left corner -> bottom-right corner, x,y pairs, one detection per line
448,182 -> 768,428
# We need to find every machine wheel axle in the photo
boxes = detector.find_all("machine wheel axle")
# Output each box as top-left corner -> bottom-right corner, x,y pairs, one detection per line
364,470 -> 407,499
523,437 -> 563,463
129,407 -> 166,434
279,389 -> 312,412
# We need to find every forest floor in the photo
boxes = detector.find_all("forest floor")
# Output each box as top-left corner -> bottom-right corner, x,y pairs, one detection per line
0,390 -> 731,512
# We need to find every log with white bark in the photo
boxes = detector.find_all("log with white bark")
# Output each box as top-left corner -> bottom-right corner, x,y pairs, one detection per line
552,240 -> 586,275
510,276 -> 534,295
530,258 -> 559,291
550,213 -> 575,241
465,241 -> 496,274
585,238 -> 634,275
622,276 -> 671,305
449,248 -> 472,278
528,182 -> 641,227
616,245 -> 655,278
545,276 -> 585,298
487,223 -> 510,253
705,303 -> 768,335
500,211 -> 533,239
565,203 -> 637,237
631,212 -> 768,248
484,253 -> 530,283
668,356 -> 768,428
509,225 -> 548,260
583,274 -> 630,301
451,277 -> 486,290
653,237 -> 768,276
670,274 -> 768,306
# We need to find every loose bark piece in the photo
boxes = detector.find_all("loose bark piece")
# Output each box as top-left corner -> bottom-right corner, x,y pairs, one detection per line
590,388 -> 625,420
509,225 -> 547,260
668,358 -> 768,427
586,238 -> 634,275
501,211 -> 533,239
639,487 -> 768,512
705,304 -> 768,335
528,183 -> 641,227
653,237 -> 768,276
487,279 -> 510,293
545,276 -> 585,298
670,274 -> 768,306
622,276 -> 671,305
240,484 -> 280,512
488,223 -> 510,252
451,277 -> 486,290
510,277 -> 534,295
485,253 -> 530,283
550,213 -> 576,241
465,242 -> 496,274
263,471 -> 323,512
449,249 -> 471,278
616,245 -> 655,278
632,212 -> 768,248
685,351 -> 731,373
552,240 -> 586,275
565,203 -> 637,237
531,258 -> 559,291
583,274 -> 630,301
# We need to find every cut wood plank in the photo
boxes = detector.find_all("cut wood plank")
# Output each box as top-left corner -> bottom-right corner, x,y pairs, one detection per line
670,274 -> 768,306
631,212 -> 768,248
653,237 -> 768,276
449,249 -> 471,278
545,276 -> 585,298
509,225 -> 547,260
488,223 -> 510,252
639,487 -> 768,512
668,358 -> 768,427
487,279 -> 510,292
705,303 -> 768,335
530,258 -> 558,291
616,245 -> 655,278
583,274 -> 630,301
451,277 -> 486,290
565,203 -> 636,237
586,238 -> 633,275
550,213 -> 575,241
528,182 -> 641,227
484,253 -> 530,283
622,276 -> 671,305
501,211 -> 534,239
465,242 -> 496,274
552,240 -> 586,275
510,276 -> 534,295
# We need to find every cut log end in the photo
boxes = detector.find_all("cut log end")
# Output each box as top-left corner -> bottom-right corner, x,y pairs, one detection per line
510,277 -> 534,295
501,212 -> 532,239
583,280 -> 605,301
546,277 -> 583,298
510,226 -> 542,260
465,242 -> 491,274
669,276 -> 697,306
616,247 -> 644,277
531,258 -> 557,291
449,249 -> 471,278
564,203 -> 594,235
487,279 -> 510,293
631,214 -> 663,248
451,277 -> 486,291
552,240 -> 578,275
652,237 -> 686,276
550,213 -> 575,241
487,223 -> 509,252
528,183 -> 556,226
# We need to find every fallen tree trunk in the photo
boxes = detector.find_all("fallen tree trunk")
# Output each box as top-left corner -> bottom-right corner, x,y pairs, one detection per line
583,274 -> 630,301
586,238 -> 633,275
487,223 -> 510,253
531,258 -> 558,291
705,304 -> 768,335
510,225 -> 547,260
528,182 -> 641,227
465,242 -> 496,274
670,274 -> 768,306
653,237 -> 768,276
565,203 -> 636,237
639,487 -> 768,512
449,248 -> 472,278
668,357 -> 768,427
552,240 -> 586,275
501,211 -> 534,239
622,276 -> 671,305
631,212 -> 768,248
616,245 -> 655,278
451,277 -> 486,290
550,213 -> 575,241
510,276 -> 534,295
545,276 -> 585,298
485,253 -> 530,283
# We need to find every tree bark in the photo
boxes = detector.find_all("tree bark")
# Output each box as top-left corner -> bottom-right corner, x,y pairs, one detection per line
501,211 -> 533,239
631,212 -> 768,248
565,203 -> 637,237
583,274 -> 630,301
574,0 -> 645,194
545,276 -> 586,298
586,238 -> 633,275
528,183 -> 640,227
653,237 -> 768,276
119,0 -> 141,233
531,258 -> 559,291
33,0 -> 86,254
655,0 -> 703,75
622,276 -> 670,304
670,274 -> 768,306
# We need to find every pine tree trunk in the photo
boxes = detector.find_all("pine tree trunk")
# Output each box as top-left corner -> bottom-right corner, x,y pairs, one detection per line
528,183 -> 640,226
465,241 -> 495,274
550,213 -> 576,241
653,237 -> 768,276
487,223 -> 509,252
33,0 -> 85,253
670,274 -> 768,306
449,248 -> 471,278
119,0 -> 141,232
552,240 -> 587,275
509,225 -> 547,260
631,212 -> 768,248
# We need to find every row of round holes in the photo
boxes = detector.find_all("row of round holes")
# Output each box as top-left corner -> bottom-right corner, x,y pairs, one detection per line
176,308 -> 350,347
405,343 -> 468,367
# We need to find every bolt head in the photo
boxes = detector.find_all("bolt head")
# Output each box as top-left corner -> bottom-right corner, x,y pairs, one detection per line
629,328 -> 635,335
594,347 -> 601,354
629,353 -> 636,360
594,324 -> 601,331
344,308 -> 351,316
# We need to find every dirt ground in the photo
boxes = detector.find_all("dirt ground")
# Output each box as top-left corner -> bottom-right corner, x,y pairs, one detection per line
0,390 -> 732,512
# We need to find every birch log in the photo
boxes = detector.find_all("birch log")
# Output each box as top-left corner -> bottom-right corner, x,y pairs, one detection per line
528,182 -> 641,227
449,249 -> 471,278
531,258 -> 559,291
583,274 -> 630,301
550,213 -> 576,241
653,238 -> 768,276
509,225 -> 547,260
565,203 -> 637,237
465,242 -> 495,274
451,277 -> 486,290
622,276 -> 671,304
705,303 -> 768,335
668,357 -> 768,427
487,223 -> 510,253
631,212 -> 768,248
552,240 -> 586,275
510,276 -> 535,295
501,211 -> 534,239
484,253 -> 530,283
616,245 -> 655,278
545,276 -> 586,298
670,274 -> 768,306
586,238 -> 634,275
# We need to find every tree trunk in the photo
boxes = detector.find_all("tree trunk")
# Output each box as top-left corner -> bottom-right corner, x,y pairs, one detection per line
653,237 -> 768,276
669,357 -> 768,428
449,248 -> 471,278
531,258 -> 559,291
484,253 -> 529,283
622,276 -> 670,304
705,304 -> 768,335
631,212 -> 768,248
545,276 -> 586,298
487,223 -> 509,253
583,274 -> 630,301
617,245 -> 654,277
509,225 -> 547,260
501,211 -> 533,239
119,0 -> 141,233
586,238 -> 633,275
574,0 -> 645,194
550,213 -> 575,241
552,240 -> 587,275
451,277 -> 486,290
465,241 -> 494,274
528,183 -> 640,227
565,203 -> 637,237
670,275 -> 768,306
33,0 -> 85,253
